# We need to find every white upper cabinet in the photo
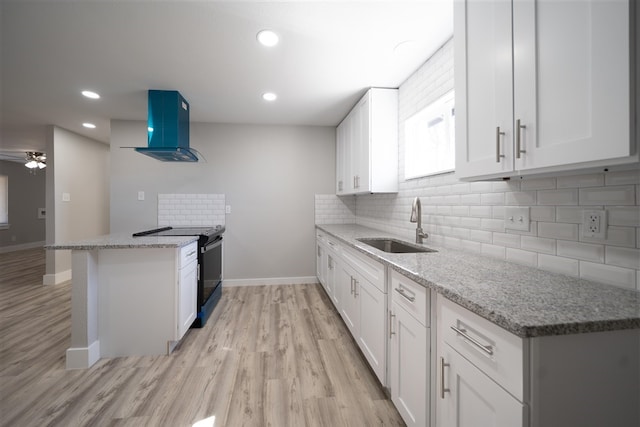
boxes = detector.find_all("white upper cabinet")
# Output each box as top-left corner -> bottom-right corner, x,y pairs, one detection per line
455,0 -> 636,181
336,88 -> 399,194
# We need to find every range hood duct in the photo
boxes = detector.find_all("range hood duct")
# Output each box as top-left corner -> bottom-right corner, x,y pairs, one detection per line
135,90 -> 199,162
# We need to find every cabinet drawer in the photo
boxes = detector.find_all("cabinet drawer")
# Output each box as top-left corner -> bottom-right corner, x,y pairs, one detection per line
325,236 -> 341,256
437,294 -> 524,401
391,270 -> 429,327
179,242 -> 198,268
342,246 -> 385,292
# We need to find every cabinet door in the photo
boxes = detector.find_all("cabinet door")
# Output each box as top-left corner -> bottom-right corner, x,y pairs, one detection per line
357,277 -> 386,384
354,95 -> 371,193
336,121 -> 347,194
178,260 -> 197,339
513,0 -> 631,171
338,262 -> 359,336
390,301 -> 428,427
329,254 -> 340,309
455,0 -> 514,179
437,343 -> 524,427
316,241 -> 326,288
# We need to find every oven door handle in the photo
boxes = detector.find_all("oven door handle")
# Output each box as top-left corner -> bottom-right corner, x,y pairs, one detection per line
202,237 -> 223,253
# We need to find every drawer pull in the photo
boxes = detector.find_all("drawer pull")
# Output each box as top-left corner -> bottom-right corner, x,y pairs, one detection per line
440,357 -> 450,399
451,326 -> 494,356
394,287 -> 415,302
389,310 -> 396,339
186,250 -> 196,257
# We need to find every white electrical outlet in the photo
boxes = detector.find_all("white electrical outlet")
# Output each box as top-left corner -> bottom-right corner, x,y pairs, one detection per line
582,210 -> 607,239
225,205 -> 231,214
137,191 -> 145,201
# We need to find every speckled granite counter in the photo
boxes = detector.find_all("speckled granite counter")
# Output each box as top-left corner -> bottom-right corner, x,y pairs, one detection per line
317,224 -> 640,338
46,233 -> 198,250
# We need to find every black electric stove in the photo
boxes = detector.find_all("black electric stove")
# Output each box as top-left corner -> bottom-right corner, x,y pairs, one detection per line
133,225 -> 225,328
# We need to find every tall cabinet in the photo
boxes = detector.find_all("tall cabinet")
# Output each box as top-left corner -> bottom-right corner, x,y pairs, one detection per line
455,0 -> 636,180
336,88 -> 399,195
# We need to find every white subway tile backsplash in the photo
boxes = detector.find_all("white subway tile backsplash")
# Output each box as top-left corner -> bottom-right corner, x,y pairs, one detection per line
605,170 -> 640,186
579,261 -> 637,290
557,174 -> 604,188
481,193 -> 504,205
492,232 -> 521,248
506,248 -> 538,267
557,240 -> 604,263
481,244 -> 506,259
556,206 -> 588,223
468,229 -> 493,243
530,206 -> 555,222
605,246 -> 640,270
520,177 -> 557,190
579,185 -> 635,206
480,218 -> 504,232
521,236 -> 556,254
469,206 -> 492,218
537,189 -> 579,205
538,254 -> 579,277
460,194 -> 481,205
580,226 -> 636,248
505,191 -> 536,205
538,222 -> 579,241
608,207 -> 640,227
158,193 -> 225,227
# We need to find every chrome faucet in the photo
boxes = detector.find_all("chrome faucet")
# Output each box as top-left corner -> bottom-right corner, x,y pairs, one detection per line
410,197 -> 428,244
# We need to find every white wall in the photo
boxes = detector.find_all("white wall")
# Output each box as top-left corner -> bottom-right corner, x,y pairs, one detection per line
109,121 -> 335,283
355,39 -> 640,291
0,160 -> 46,249
45,126 -> 110,284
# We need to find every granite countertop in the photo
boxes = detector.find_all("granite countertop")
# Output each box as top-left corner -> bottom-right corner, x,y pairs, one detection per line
45,233 -> 198,250
317,224 -> 640,338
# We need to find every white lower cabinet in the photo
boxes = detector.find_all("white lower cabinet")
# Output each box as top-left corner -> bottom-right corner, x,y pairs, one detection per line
437,343 -> 524,427
177,242 -> 198,340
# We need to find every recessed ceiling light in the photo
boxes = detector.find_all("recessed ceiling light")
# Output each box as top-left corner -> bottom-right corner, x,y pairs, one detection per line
81,90 -> 100,99
257,30 -> 279,47
82,122 -> 96,129
262,92 -> 277,102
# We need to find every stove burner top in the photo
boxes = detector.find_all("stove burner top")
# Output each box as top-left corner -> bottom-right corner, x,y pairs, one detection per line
132,225 -> 224,238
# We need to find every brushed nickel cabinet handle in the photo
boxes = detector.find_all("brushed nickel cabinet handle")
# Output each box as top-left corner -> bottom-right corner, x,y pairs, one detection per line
440,357 -> 450,399
496,126 -> 506,163
394,286 -> 415,302
389,310 -> 395,339
516,119 -> 526,159
451,325 -> 494,356
353,279 -> 359,297
350,277 -> 354,295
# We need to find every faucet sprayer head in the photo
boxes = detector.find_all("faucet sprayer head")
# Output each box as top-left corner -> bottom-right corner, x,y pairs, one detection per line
410,197 -> 420,223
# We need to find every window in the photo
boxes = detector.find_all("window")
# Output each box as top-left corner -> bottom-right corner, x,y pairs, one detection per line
404,90 -> 455,179
0,175 -> 7,226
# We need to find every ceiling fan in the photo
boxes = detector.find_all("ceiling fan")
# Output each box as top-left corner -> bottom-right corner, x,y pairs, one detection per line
0,150 -> 47,170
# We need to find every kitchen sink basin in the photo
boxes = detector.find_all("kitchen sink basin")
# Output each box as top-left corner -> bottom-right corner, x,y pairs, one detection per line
357,238 -> 437,254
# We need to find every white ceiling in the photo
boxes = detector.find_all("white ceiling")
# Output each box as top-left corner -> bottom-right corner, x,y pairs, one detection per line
0,0 -> 453,160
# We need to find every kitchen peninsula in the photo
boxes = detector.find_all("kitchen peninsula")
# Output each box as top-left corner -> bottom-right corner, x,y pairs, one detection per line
47,234 -> 198,369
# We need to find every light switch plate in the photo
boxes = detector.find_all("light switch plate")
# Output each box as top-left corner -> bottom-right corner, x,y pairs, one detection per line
62,192 -> 70,202
504,207 -> 530,231
137,191 -> 145,201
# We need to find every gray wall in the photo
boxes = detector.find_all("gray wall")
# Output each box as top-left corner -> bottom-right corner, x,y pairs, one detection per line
110,121 -> 335,281
0,159 -> 46,248
45,126 -> 110,283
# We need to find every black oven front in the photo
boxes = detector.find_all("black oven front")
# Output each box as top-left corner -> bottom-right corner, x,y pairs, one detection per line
195,234 -> 223,327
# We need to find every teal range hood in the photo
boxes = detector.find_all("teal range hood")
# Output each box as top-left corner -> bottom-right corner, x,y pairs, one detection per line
135,90 -> 199,162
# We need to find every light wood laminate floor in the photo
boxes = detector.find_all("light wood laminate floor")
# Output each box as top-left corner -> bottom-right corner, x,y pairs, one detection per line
0,248 -> 405,426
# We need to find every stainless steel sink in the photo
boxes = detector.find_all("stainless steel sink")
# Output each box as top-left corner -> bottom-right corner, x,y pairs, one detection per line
357,238 -> 437,254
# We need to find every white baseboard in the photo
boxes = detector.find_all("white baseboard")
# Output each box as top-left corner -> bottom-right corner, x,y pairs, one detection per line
43,269 -> 72,286
66,340 -> 101,370
0,240 -> 45,254
223,276 -> 319,287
